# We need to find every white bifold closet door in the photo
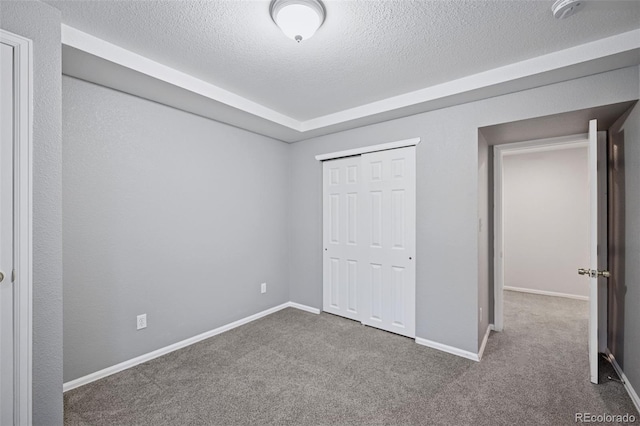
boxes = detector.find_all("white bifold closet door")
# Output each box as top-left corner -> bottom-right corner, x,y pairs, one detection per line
323,155 -> 364,322
323,146 -> 416,338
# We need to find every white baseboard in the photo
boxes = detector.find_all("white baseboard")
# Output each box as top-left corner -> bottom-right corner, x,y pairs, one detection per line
604,349 -> 640,414
504,286 -> 589,301
415,337 -> 480,362
415,325 -> 494,363
288,302 -> 321,315
477,325 -> 492,361
63,301 -> 320,392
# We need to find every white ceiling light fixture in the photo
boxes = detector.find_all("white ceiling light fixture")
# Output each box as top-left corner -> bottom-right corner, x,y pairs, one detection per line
270,0 -> 326,43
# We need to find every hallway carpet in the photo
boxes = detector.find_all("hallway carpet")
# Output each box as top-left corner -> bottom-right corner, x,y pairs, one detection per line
64,291 -> 639,425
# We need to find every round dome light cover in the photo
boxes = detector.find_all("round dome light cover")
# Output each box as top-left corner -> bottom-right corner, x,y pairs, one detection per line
271,0 -> 325,42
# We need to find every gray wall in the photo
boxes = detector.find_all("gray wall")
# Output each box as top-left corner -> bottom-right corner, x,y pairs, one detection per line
289,66 -> 640,354
0,2 -> 63,424
62,77 -> 291,381
502,147 -> 590,298
609,102 -> 640,401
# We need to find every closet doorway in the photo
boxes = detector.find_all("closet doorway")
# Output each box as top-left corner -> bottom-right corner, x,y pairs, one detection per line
318,140 -> 417,338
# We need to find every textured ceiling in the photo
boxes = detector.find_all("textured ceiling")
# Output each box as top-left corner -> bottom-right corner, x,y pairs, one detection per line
47,0 -> 640,121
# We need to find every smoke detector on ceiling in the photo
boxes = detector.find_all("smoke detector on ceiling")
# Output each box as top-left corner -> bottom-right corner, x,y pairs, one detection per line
552,0 -> 585,19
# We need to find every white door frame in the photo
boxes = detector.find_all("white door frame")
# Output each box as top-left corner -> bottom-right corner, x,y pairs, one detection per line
493,134 -> 587,332
1,29 -> 33,426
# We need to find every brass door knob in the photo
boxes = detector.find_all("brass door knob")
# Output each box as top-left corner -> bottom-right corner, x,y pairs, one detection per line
578,268 -> 590,276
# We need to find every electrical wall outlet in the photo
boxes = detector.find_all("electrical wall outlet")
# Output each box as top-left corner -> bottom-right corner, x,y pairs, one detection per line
137,314 -> 147,330
261,282 -> 267,294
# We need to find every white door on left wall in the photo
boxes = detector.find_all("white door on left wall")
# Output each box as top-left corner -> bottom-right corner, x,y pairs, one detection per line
0,41 -> 15,425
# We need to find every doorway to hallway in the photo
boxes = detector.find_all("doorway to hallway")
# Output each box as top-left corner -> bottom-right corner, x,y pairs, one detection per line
479,101 -> 636,386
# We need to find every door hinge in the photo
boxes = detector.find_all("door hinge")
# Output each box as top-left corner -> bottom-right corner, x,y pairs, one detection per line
11,269 -> 15,283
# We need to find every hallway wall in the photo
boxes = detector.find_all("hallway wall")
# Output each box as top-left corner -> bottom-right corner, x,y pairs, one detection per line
502,146 -> 589,299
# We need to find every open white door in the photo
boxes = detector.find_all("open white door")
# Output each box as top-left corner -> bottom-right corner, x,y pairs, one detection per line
587,119 -> 599,385
579,119 -> 609,384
